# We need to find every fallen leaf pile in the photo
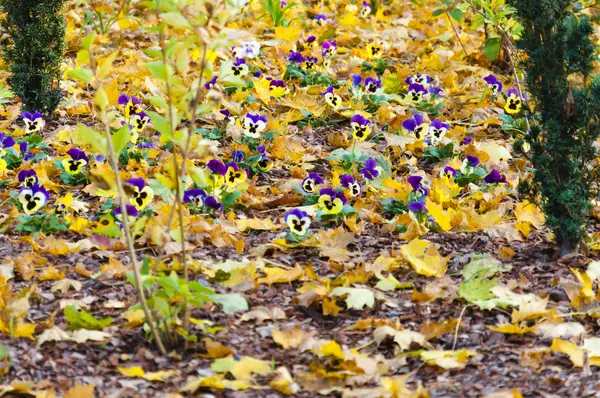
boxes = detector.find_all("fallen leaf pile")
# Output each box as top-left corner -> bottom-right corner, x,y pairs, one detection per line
1,0 -> 600,396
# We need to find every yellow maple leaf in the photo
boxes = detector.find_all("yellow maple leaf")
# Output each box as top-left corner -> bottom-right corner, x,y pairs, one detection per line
256,265 -> 303,285
400,238 -> 448,277
489,323 -> 537,334
313,340 -> 345,359
550,338 -> 584,367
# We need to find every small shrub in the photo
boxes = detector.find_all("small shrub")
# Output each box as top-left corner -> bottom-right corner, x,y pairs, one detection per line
1,0 -> 66,114
510,0 -> 600,255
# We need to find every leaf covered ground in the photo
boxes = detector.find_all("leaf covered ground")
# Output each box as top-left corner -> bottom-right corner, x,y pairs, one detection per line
2,0 -> 600,397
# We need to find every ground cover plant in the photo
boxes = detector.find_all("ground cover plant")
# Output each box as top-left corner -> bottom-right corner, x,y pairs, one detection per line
3,0 -> 600,397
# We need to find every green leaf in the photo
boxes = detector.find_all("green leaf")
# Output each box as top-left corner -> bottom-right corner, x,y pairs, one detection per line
78,124 -> 107,156
212,293 -> 248,314
449,8 -> 464,22
458,276 -> 498,304
330,287 -> 375,310
432,8 -> 446,17
484,37 -> 501,61
461,254 -> 510,280
64,305 -> 114,330
145,61 -> 169,81
111,125 -> 131,154
159,12 -> 192,29
67,69 -> 94,84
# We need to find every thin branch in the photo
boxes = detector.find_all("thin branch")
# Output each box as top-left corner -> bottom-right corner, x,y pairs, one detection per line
446,10 -> 469,59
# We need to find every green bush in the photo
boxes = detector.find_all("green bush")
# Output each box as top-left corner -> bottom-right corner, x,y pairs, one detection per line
510,0 -> 600,255
1,0 -> 66,114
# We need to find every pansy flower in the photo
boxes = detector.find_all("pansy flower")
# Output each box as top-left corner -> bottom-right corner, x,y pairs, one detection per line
0,132 -> 15,149
428,85 -> 444,99
483,74 -> 503,96
220,109 -> 236,125
352,74 -> 363,88
405,74 -> 433,86
19,142 -> 33,161
18,169 -> 38,188
207,159 -> 227,176
406,84 -> 428,103
230,58 -> 249,77
428,120 -> 449,144
233,41 -> 260,59
113,204 -> 139,225
407,175 -> 429,197
62,148 -> 89,175
19,184 -> 49,214
22,111 -> 45,134
268,79 -> 288,97
183,188 -> 208,207
302,172 -> 324,194
288,51 -> 304,63
340,174 -> 362,197
350,114 -> 371,141
118,95 -> 142,119
505,88 -> 523,114
402,113 -> 429,140
318,188 -> 347,215
303,56 -> 318,70
360,158 -> 380,180
321,41 -> 337,57
205,196 -> 223,212
461,136 -> 474,145
204,76 -> 218,90
360,1 -> 372,17
364,77 -> 382,94
315,14 -> 327,25
231,150 -> 245,163
225,163 -> 247,188
126,178 -> 154,210
442,166 -> 457,178
366,43 -> 383,59
284,208 -> 311,236
484,169 -> 507,184
323,86 -> 342,110
408,200 -> 427,214
131,111 -> 150,133
243,113 -> 268,138
461,155 -> 480,173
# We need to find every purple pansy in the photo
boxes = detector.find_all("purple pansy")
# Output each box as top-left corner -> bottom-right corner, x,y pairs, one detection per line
461,136 -> 474,145
22,111 -> 44,134
360,158 -> 380,180
113,204 -> 139,219
231,150 -> 245,163
183,188 -> 208,205
408,201 -> 428,213
340,174 -> 362,197
406,84 -> 428,102
207,159 -> 227,175
483,74 -> 503,95
483,169 -> 507,184
288,51 -> 304,63
0,132 -> 15,148
466,155 -> 480,168
321,41 -> 337,57
284,208 -> 311,235
407,175 -> 429,196
205,196 -> 223,211
402,113 -> 429,139
364,77 -> 381,93
18,169 -> 38,188
443,166 -> 457,177
405,74 -> 433,86
204,76 -> 218,90
244,113 -> 268,138
302,172 -> 324,194
304,56 -> 318,69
